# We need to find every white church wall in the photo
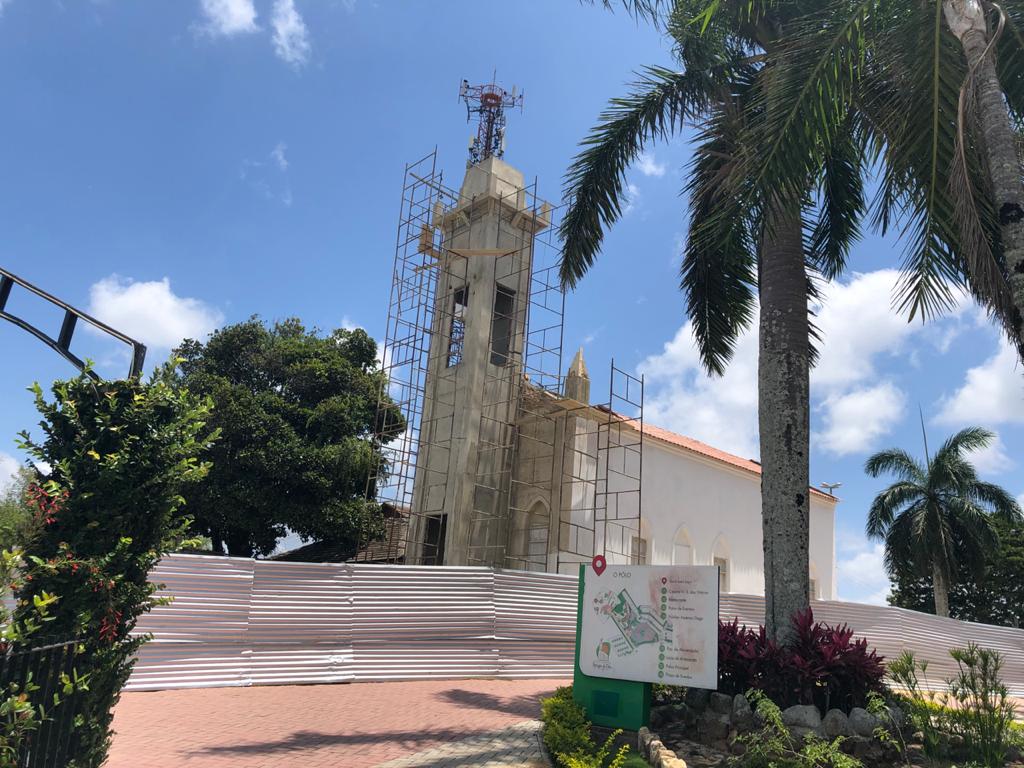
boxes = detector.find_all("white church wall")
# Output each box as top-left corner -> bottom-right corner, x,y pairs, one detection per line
636,438 -> 837,600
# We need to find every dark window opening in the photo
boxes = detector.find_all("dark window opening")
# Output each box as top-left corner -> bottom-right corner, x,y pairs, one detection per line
423,514 -> 447,565
447,286 -> 468,367
490,285 -> 515,366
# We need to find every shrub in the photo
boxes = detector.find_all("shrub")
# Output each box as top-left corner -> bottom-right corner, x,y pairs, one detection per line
539,686 -> 634,768
733,689 -> 863,768
946,643 -> 1016,767
718,609 -> 885,713
14,374 -> 215,767
888,650 -> 945,758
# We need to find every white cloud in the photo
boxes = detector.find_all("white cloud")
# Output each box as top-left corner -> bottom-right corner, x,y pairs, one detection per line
340,315 -> 357,331
0,1 -> 13,17
638,269 -> 972,462
623,183 -> 640,216
636,152 -> 666,178
817,382 -> 906,456
198,0 -> 259,36
88,275 -> 224,350
270,141 -> 288,170
0,452 -> 19,495
271,0 -> 311,67
639,317 -> 760,458
835,534 -> 891,605
966,432 -> 1014,475
935,340 -> 1024,426
812,270 -> 971,393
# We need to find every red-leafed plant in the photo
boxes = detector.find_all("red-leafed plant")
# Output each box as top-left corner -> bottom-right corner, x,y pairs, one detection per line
718,609 -> 885,713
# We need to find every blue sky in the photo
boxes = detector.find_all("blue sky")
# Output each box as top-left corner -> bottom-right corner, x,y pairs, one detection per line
0,0 -> 1021,605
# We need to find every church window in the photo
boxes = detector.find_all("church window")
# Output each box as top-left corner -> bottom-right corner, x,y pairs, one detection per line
490,285 -> 515,366
447,287 -> 468,367
714,556 -> 729,593
630,535 -> 648,565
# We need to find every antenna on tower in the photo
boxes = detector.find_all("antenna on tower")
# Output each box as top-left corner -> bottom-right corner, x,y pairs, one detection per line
458,75 -> 524,165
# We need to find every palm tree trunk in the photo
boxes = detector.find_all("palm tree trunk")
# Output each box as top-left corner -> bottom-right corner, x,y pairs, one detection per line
944,0 -> 1024,339
932,558 -> 952,617
759,199 -> 811,645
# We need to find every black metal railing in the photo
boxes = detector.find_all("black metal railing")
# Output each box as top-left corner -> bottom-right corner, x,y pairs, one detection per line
0,639 -> 83,767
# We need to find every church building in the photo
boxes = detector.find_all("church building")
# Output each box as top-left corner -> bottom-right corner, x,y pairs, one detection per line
361,81 -> 838,601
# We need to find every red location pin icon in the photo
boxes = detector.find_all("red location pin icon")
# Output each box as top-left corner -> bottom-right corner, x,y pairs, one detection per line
592,555 -> 607,576
661,577 -> 667,585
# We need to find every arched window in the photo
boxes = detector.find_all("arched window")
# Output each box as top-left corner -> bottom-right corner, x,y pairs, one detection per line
711,535 -> 730,593
672,527 -> 693,566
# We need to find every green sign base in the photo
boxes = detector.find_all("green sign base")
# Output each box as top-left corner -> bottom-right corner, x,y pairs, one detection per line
573,564 -> 651,731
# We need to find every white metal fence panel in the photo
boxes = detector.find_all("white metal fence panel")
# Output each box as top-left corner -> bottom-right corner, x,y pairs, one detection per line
127,555 -> 1024,694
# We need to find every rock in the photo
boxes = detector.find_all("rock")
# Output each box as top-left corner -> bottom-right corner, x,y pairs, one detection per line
648,739 -> 666,762
909,730 -> 924,745
660,757 -> 688,768
685,688 -> 711,711
821,708 -> 854,739
789,726 -> 820,743
949,734 -> 964,748
638,727 -> 654,758
848,707 -> 880,737
886,704 -> 906,729
709,692 -> 733,715
672,702 -> 698,727
700,711 -> 730,741
781,704 -> 822,731
731,694 -> 755,731
650,707 -> 669,729
849,735 -> 880,760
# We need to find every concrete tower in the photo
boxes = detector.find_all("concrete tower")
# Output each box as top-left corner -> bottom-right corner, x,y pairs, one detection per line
408,155 -> 550,566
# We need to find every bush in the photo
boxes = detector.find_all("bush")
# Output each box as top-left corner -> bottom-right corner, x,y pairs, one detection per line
734,689 -> 864,768
718,609 -> 885,713
947,643 -> 1016,767
539,686 -> 632,768
14,374 -> 215,767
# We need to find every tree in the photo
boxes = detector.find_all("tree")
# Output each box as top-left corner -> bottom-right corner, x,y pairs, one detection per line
888,515 -> 1024,628
15,373 -> 215,767
738,0 -> 1024,357
168,318 -> 403,558
0,466 -> 34,550
864,426 -> 1021,617
560,0 -> 865,642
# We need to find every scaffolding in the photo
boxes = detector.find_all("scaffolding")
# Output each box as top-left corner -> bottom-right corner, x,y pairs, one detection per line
554,361 -> 645,574
362,148 -> 643,574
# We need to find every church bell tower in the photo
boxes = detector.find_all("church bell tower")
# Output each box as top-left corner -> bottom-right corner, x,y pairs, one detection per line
406,79 -> 551,567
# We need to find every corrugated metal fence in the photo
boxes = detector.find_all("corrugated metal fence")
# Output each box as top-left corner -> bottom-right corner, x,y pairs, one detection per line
128,554 -> 1024,694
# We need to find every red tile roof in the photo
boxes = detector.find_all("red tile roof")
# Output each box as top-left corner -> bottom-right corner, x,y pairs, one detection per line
610,413 -> 838,504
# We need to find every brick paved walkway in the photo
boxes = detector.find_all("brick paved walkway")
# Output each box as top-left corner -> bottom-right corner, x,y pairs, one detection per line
107,678 -> 565,767
375,720 -> 547,768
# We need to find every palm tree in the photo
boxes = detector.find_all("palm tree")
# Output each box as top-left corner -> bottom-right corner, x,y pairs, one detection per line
739,0 -> 1024,358
865,426 -> 1021,617
559,0 -> 866,642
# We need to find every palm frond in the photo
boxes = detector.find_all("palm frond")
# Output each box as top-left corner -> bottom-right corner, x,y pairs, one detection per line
806,124 -> 867,278
864,447 -> 926,482
934,425 -> 995,462
680,94 -> 758,375
866,480 -> 924,540
969,480 -> 1024,522
560,65 -> 724,288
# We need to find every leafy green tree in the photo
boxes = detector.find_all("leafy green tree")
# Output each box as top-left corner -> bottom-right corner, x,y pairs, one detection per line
15,373 -> 215,767
888,515 -> 1024,627
560,0 -> 866,642
168,318 -> 403,558
0,466 -> 34,550
865,427 -> 1021,617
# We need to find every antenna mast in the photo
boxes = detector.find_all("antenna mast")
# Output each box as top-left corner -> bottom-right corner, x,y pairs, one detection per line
458,76 -> 524,164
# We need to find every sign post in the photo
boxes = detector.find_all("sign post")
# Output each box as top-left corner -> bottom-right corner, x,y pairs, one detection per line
573,559 -> 719,731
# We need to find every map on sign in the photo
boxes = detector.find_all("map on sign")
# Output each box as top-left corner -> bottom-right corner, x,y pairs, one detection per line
579,565 -> 719,689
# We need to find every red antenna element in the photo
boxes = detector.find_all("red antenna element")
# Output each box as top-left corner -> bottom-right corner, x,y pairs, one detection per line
459,77 -> 524,164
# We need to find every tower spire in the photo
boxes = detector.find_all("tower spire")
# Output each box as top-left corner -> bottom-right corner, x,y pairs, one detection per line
564,347 -> 591,403
458,77 -> 524,165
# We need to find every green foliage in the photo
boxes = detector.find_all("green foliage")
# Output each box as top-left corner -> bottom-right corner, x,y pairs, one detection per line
539,687 -> 633,768
946,643 -> 1016,767
888,650 -> 946,758
732,689 -> 863,768
14,372 -> 215,767
889,515 -> 1024,628
0,547 -> 86,768
166,317 -> 403,557
0,467 -> 36,551
864,426 -> 1022,616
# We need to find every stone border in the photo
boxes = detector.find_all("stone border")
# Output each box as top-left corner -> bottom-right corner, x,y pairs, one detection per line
637,726 -> 686,768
